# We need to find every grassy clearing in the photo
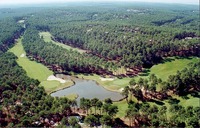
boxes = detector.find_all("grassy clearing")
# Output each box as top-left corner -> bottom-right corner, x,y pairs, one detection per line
134,57 -> 200,82
39,32 -> 86,54
179,97 -> 200,107
9,38 -> 73,94
62,93 -> 79,100
113,100 -> 128,118
40,80 -> 74,94
9,38 -> 53,81
172,94 -> 200,108
146,93 -> 200,119
149,57 -> 199,81
77,74 -> 132,91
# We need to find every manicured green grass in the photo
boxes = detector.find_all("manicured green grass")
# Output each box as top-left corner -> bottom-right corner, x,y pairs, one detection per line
9,38 -> 73,94
9,38 -> 53,81
146,94 -> 200,119
39,32 -> 86,54
40,81 -> 61,93
149,57 -> 199,81
113,100 -> 128,118
77,74 -> 132,91
17,57 -> 53,82
172,94 -> 200,108
133,57 -> 199,83
63,93 -> 78,100
39,80 -> 73,94
179,97 -> 200,107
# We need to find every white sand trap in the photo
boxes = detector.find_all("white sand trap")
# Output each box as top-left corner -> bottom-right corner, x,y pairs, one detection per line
100,77 -> 115,81
47,75 -> 66,83
119,88 -> 124,92
20,54 -> 25,57
18,20 -> 25,23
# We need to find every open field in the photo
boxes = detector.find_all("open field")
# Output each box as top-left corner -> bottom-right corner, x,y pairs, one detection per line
179,97 -> 200,107
113,100 -> 128,118
172,94 -> 200,108
148,57 -> 200,81
134,57 -> 200,82
39,32 -> 86,54
9,38 -> 73,94
9,38 -> 53,81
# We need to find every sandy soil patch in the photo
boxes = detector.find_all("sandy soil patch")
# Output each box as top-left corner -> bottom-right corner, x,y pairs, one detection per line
20,54 -> 25,57
119,88 -> 124,92
100,77 -> 115,81
47,75 -> 66,83
18,20 -> 25,23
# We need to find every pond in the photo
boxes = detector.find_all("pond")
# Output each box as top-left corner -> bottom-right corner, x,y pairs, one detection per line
51,74 -> 124,102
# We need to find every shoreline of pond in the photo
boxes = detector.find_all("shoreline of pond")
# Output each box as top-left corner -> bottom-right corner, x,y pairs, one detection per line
50,73 -> 125,102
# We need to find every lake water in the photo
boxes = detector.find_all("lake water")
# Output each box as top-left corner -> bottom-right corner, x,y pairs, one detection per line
51,74 -> 124,102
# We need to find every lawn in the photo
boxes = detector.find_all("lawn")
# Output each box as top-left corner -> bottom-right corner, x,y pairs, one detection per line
113,100 -> 128,118
149,57 -> 199,81
172,94 -> 200,108
40,80 -> 74,94
9,38 -> 53,82
39,32 -> 86,54
63,93 -> 79,100
9,38 -> 73,94
77,74 -> 132,91
133,57 -> 199,82
179,97 -> 200,107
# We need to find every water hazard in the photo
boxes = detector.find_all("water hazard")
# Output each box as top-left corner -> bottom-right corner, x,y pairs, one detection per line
51,74 -> 124,102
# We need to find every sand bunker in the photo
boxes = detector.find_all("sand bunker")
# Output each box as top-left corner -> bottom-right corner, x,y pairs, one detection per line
100,77 -> 114,81
20,54 -> 25,57
47,75 -> 66,83
119,88 -> 124,92
18,20 -> 25,23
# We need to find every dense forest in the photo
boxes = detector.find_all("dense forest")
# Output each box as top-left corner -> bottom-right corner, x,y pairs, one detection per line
0,17 -> 77,127
122,61 -> 200,127
0,2 -> 199,127
22,27 -> 116,75
0,53 -> 69,127
23,3 -> 200,76
0,18 -> 24,54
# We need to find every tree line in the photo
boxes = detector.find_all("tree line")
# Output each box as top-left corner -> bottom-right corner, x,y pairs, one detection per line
22,27 -> 117,75
0,52 -> 80,127
125,100 -> 199,127
122,61 -> 200,127
24,4 -> 200,76
0,18 -> 24,54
